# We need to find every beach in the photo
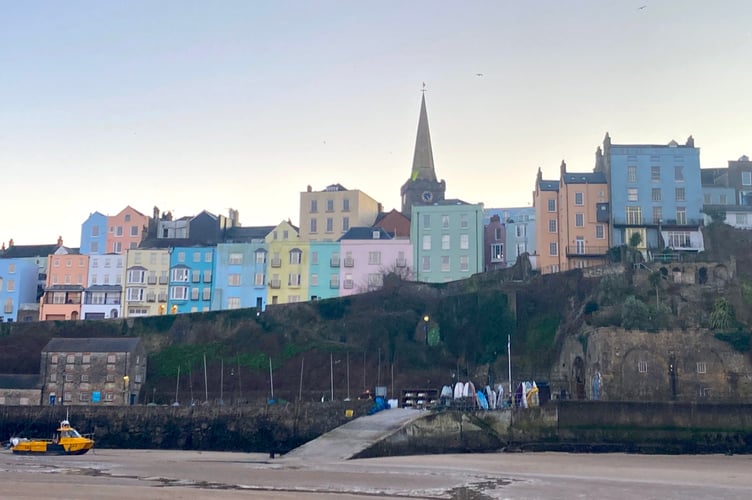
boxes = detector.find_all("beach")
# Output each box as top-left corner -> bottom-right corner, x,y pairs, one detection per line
2,448 -> 751,499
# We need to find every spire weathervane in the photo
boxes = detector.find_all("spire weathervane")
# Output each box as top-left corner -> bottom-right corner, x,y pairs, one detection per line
421,82 -> 427,94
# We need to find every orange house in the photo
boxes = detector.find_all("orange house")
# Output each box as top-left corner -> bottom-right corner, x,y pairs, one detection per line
40,245 -> 89,321
106,206 -> 149,254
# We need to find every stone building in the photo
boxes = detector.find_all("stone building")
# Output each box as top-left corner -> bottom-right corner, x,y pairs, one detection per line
0,374 -> 42,405
40,337 -> 146,406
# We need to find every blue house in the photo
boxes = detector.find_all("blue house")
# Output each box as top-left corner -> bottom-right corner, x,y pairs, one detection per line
0,258 -> 38,322
80,211 -> 109,255
213,241 -> 269,311
168,246 -> 216,314
596,133 -> 704,254
308,241 -> 341,301
484,206 -> 536,268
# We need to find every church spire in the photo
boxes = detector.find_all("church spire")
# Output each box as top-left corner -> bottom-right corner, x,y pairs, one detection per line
410,91 -> 437,182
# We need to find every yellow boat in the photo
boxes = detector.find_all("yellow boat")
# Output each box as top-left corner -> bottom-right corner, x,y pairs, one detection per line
10,420 -> 94,456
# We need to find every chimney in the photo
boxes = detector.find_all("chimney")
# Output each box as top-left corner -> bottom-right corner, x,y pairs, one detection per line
8,238 -> 13,247
57,236 -> 63,247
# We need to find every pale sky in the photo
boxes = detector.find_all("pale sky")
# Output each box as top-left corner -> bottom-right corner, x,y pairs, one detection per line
2,1 -> 751,247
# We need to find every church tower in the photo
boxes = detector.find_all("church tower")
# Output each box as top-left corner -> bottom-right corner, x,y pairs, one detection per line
400,92 -> 446,215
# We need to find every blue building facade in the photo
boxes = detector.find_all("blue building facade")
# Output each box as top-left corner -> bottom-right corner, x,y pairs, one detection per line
212,242 -> 268,311
484,206 -> 536,267
597,134 -> 704,253
0,259 -> 38,322
168,246 -> 216,314
80,212 -> 108,255
308,241 -> 341,301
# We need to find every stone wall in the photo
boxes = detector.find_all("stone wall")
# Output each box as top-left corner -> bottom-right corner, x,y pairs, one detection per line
552,326 -> 752,402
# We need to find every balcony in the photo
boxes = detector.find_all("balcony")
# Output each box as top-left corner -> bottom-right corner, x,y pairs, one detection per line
158,276 -> 168,285
271,258 -> 282,268
158,294 -> 168,302
147,276 -> 157,285
330,257 -> 340,267
343,257 -> 354,267
269,279 -> 281,289
565,246 -> 610,257
146,294 -> 156,302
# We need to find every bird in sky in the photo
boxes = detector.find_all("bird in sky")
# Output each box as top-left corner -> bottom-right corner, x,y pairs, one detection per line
476,73 -> 484,77
638,5 -> 646,9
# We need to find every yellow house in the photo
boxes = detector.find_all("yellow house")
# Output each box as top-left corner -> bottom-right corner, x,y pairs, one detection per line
299,184 -> 381,242
265,221 -> 309,305
122,248 -> 170,317
533,168 -> 562,274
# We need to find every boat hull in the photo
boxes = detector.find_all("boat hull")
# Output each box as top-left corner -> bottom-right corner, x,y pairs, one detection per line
12,444 -> 92,455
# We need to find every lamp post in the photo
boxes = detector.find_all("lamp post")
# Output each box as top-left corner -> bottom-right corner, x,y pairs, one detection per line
423,315 -> 430,345
123,375 -> 130,405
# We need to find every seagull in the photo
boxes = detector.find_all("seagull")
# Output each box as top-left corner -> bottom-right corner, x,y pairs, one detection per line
638,5 -> 646,9
476,73 -> 484,77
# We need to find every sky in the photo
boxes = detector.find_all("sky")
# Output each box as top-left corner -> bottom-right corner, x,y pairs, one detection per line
2,1 -> 751,247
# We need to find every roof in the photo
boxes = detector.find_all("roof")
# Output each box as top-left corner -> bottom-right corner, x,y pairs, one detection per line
374,209 -> 411,224
224,226 -> 275,242
539,180 -> 560,191
426,198 -> 472,206
85,285 -> 122,292
338,227 -> 394,241
562,172 -> 607,184
42,337 -> 142,353
44,284 -> 85,292
0,374 -> 42,389
410,94 -> 437,182
0,243 -> 60,259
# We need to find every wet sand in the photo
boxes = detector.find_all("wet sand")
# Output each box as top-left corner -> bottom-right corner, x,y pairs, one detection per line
2,448 -> 752,499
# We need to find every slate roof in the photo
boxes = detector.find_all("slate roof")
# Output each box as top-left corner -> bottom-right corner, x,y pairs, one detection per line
562,172 -> 607,184
85,285 -> 122,292
44,284 -> 84,292
338,227 -> 394,241
0,244 -> 60,259
224,226 -> 275,242
539,180 -> 560,191
0,374 -> 42,389
42,337 -> 142,353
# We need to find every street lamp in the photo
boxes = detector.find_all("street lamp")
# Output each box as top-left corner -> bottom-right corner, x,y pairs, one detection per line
423,315 -> 430,344
123,375 -> 130,405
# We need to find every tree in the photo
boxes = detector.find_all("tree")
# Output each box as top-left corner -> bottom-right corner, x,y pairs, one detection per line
710,298 -> 735,330
621,295 -> 651,330
629,232 -> 642,248
648,271 -> 662,307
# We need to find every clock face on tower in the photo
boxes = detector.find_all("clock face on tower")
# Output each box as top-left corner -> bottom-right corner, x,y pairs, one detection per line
422,191 -> 433,202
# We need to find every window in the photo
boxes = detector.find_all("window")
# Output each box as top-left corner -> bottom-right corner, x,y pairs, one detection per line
627,165 -> 637,183
91,225 -> 99,237
494,227 -> 502,240
342,216 -> 349,232
549,242 -> 558,256
193,252 -> 200,263
720,194 -> 728,205
696,362 -> 707,374
547,199 -> 556,212
288,273 -> 301,286
667,231 -> 691,248
229,253 -> 243,265
170,286 -> 188,300
652,188 -> 662,201
254,273 -> 265,286
422,235 -> 431,250
460,214 -> 468,228
107,354 -> 116,364
575,213 -> 584,227
548,219 -> 557,233
326,199 -> 334,212
311,251 -> 318,265
343,198 -> 350,211
676,208 -> 687,225
368,251 -> 381,265
116,226 -> 123,236
127,269 -> 145,284
255,251 -> 266,264
422,214 -> 431,229
441,234 -> 450,250
574,192 -> 583,206
79,392 -> 90,402
171,268 -> 189,282
82,354 -> 90,364
460,234 -> 469,249
80,374 -> 89,382
309,218 -> 317,233
653,207 -> 663,225
66,354 -> 75,364
202,288 -> 211,301
638,360 -> 648,373
105,392 -> 115,401
651,166 -> 660,181
441,215 -> 449,228
743,171 -> 752,186
421,256 -> 430,271
227,297 -> 241,309
130,225 -> 139,236
516,224 -> 526,238
367,273 -> 383,288
7,279 -> 14,292
491,243 -> 503,262
90,241 -> 99,253
735,213 -> 747,226
703,194 -> 711,204
310,199 -> 318,213
204,252 -> 212,263
192,270 -> 201,283
626,206 -> 642,225
289,250 -> 302,264
326,218 -> 334,233
228,274 -> 241,286
177,252 -> 185,262
310,274 -> 319,286
441,256 -> 450,272
595,224 -> 605,239
627,188 -> 638,202
459,255 -> 469,271
675,165 -> 684,181
127,288 -> 144,302
676,187 -> 686,202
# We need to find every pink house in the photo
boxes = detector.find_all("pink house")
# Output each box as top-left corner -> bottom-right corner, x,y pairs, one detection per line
338,227 -> 412,296
106,206 -> 149,254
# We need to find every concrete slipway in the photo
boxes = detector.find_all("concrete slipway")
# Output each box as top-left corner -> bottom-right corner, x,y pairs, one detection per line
283,408 -> 423,461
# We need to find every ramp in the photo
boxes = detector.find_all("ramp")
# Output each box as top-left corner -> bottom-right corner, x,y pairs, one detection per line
283,408 -> 423,461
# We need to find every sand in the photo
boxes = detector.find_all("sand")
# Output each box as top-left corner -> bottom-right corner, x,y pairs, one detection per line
2,448 -> 752,499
